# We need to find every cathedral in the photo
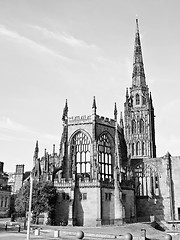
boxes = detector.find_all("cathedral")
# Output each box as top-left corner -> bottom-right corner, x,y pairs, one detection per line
32,19 -> 180,227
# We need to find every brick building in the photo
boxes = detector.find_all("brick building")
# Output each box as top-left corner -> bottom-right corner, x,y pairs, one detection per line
0,162 -> 11,217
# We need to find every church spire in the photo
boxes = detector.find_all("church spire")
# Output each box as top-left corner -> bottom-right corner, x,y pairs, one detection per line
124,18 -> 156,159
132,18 -> 146,87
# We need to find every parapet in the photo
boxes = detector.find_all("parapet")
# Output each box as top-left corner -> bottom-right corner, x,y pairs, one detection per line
96,115 -> 115,127
68,115 -> 92,125
54,178 -> 100,188
15,164 -> 24,174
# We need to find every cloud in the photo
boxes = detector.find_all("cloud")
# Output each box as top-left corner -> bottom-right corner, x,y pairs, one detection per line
0,117 -> 31,133
0,117 -> 59,143
0,25 -> 72,62
33,25 -> 96,49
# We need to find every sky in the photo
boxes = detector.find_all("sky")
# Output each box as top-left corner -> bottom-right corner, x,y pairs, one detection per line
0,0 -> 180,173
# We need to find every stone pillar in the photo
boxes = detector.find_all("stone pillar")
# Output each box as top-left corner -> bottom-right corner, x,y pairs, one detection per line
68,186 -> 74,226
96,186 -> 102,226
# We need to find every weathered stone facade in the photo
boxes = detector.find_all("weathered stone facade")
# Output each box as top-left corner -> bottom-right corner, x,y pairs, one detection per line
33,100 -> 135,226
124,19 -> 156,160
30,19 -> 180,228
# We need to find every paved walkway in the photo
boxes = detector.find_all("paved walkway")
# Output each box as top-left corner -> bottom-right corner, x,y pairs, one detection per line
0,219 -> 179,240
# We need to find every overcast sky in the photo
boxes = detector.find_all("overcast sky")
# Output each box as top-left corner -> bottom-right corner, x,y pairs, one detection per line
0,0 -> 180,172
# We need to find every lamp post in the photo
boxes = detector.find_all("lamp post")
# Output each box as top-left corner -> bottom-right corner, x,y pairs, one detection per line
26,173 -> 33,240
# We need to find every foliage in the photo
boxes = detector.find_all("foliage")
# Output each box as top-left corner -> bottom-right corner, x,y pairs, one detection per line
15,179 -> 57,224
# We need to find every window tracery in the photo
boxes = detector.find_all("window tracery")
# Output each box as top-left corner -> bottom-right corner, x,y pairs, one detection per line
132,143 -> 135,156
71,131 -> 91,178
98,134 -> 112,181
136,141 -> 140,156
140,119 -> 144,133
132,120 -> 136,134
142,142 -> 145,155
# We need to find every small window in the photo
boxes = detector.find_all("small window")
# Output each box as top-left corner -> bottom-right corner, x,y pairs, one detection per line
136,94 -> 140,105
79,193 -> 87,201
122,193 -> 126,202
62,192 -> 69,201
178,208 -> 180,220
82,193 -> 87,200
105,193 -> 111,201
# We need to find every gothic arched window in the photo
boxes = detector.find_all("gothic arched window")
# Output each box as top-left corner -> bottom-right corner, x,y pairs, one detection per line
140,119 -> 144,133
98,134 -> 112,181
132,120 -> 136,134
4,197 -> 8,208
132,143 -> 135,156
1,197 -> 3,207
136,142 -> 140,156
142,96 -> 146,105
136,93 -> 140,105
71,131 -> 91,177
142,142 -> 145,156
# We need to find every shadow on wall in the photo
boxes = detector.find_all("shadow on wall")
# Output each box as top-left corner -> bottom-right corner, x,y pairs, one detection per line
55,190 -> 70,226
136,187 -> 165,223
73,178 -> 84,226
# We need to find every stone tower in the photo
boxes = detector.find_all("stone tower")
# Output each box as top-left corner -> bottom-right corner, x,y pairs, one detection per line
14,164 -> 24,193
124,18 -> 156,159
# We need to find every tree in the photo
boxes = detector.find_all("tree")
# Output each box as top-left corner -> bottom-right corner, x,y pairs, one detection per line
15,179 -> 57,224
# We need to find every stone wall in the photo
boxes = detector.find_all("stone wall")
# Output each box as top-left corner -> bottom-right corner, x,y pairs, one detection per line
55,185 -> 101,227
101,187 -> 114,225
123,189 -> 136,222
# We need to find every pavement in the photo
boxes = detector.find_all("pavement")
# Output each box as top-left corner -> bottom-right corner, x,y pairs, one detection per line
0,218 -> 179,240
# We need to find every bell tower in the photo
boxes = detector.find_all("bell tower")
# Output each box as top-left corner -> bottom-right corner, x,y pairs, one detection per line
124,18 -> 156,159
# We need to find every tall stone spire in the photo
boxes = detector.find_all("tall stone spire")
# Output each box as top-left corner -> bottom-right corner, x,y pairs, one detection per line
132,18 -> 146,87
124,18 -> 156,159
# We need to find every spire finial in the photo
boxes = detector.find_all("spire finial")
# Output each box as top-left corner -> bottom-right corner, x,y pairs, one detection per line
126,88 -> 129,98
34,140 -> 39,159
92,96 -> 97,120
62,99 -> 68,122
92,96 -> 97,109
120,112 -> 124,128
114,102 -> 117,120
53,144 -> 55,156
136,16 -> 139,33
